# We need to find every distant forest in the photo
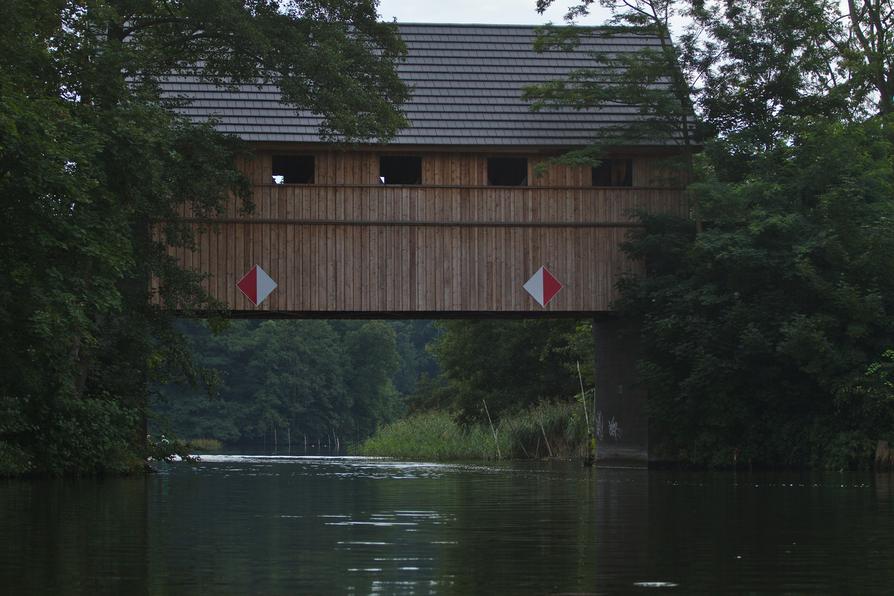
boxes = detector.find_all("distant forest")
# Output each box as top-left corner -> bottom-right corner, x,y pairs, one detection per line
151,320 -> 439,447
151,318 -> 595,450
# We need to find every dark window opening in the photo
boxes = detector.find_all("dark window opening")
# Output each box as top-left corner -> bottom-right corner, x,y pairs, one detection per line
379,155 -> 422,185
591,159 -> 633,187
487,157 -> 528,186
272,155 -> 314,184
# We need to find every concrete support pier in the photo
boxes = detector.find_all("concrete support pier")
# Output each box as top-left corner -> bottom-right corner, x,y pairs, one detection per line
592,317 -> 649,464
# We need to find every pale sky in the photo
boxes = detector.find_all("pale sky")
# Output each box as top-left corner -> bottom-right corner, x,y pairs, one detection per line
377,0 -> 611,26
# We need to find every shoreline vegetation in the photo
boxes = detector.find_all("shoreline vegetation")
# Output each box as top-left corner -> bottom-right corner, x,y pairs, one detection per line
352,402 -> 592,461
4,5 -> 894,476
187,438 -> 223,452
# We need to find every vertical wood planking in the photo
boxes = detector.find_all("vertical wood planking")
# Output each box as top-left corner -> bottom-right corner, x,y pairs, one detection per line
157,151 -> 685,313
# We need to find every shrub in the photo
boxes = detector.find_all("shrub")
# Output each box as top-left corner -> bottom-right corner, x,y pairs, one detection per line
35,397 -> 142,475
0,441 -> 32,476
0,396 -> 35,475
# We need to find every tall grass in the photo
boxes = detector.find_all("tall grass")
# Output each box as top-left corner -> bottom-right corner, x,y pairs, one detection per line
353,401 -> 590,461
500,401 -> 590,459
187,438 -> 223,452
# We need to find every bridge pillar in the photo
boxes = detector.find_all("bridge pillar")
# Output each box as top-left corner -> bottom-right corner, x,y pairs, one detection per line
592,317 -> 649,464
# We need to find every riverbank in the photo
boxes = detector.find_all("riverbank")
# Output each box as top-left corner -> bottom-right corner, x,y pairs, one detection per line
352,402 -> 591,461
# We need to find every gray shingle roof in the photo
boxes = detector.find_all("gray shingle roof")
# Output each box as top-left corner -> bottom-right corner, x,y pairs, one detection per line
159,23 -> 667,146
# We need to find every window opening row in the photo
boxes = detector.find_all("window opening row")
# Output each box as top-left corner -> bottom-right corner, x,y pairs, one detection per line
271,155 -> 633,187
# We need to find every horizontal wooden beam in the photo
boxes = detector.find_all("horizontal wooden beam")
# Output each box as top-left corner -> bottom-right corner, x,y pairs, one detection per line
255,183 -> 684,191
176,218 -> 647,228
170,309 -> 616,320
248,141 -> 697,157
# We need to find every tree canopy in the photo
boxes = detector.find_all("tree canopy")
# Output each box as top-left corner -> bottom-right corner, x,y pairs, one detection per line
406,319 -> 594,424
151,320 -> 438,447
531,0 -> 894,467
620,117 -> 894,467
0,0 -> 408,474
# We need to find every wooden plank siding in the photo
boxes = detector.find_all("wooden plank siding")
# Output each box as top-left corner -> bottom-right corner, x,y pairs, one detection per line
159,150 -> 687,315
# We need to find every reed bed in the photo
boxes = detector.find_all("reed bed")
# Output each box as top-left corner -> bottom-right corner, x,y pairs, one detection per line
187,438 -> 223,452
353,402 -> 591,461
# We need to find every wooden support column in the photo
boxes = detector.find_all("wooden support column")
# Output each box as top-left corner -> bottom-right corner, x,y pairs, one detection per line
592,316 -> 649,464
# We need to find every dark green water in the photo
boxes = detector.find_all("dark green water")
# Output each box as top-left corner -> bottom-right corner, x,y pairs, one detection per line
1,456 -> 892,594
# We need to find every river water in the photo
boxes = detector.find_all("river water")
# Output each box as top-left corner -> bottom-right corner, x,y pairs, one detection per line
1,455 -> 892,594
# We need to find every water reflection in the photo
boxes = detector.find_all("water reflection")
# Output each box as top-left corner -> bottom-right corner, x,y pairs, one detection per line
0,476 -> 150,595
0,457 -> 892,594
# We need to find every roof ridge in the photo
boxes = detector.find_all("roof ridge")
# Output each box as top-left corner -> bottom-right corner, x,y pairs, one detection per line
394,22 -> 653,33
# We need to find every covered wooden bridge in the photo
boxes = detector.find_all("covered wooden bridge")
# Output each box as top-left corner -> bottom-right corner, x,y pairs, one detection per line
158,23 -> 690,461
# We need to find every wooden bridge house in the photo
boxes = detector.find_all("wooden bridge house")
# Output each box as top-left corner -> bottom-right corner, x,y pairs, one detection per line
158,23 -> 691,461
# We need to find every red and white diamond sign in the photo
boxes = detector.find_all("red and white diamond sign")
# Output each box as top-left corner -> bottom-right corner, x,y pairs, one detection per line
523,266 -> 563,307
236,265 -> 277,306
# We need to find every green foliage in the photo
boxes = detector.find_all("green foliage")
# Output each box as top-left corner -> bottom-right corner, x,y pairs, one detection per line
389,321 -> 441,395
821,431 -> 878,472
864,351 -> 894,399
188,438 -> 224,452
353,401 -> 590,461
428,319 -> 594,424
0,1 -> 406,475
342,321 -> 402,434
34,397 -> 141,475
0,396 -> 34,475
353,318 -> 595,456
0,442 -> 32,477
151,320 -> 415,445
0,396 -> 142,476
404,374 -> 456,414
619,117 -> 894,468
353,411 -> 498,460
146,434 -> 196,464
535,1 -> 894,155
497,400 -> 591,459
528,2 -> 894,468
527,0 -> 701,178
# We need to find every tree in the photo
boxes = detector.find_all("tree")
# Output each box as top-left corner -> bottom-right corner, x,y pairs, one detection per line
241,321 -> 350,445
833,0 -> 894,116
151,320 -> 410,447
0,0 -> 408,474
388,320 -> 440,395
618,116 -> 894,468
343,321 -> 401,437
430,319 -> 594,423
527,1 -> 894,175
528,1 -> 703,168
529,1 -> 894,467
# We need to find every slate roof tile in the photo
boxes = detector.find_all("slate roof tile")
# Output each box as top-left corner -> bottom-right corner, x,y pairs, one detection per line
159,23 -> 671,146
